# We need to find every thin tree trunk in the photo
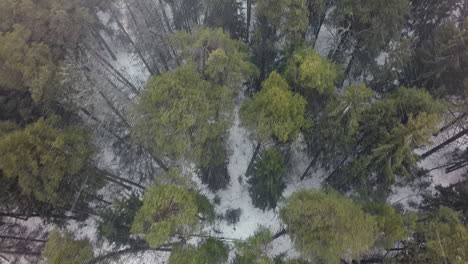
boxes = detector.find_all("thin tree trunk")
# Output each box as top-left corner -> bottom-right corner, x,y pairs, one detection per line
89,50 -> 140,95
313,12 -> 326,49
434,112 -> 468,136
158,0 -> 173,33
87,246 -> 172,264
91,26 -> 117,61
0,235 -> 46,243
97,90 -> 131,128
79,107 -> 127,143
325,156 -> 348,182
421,126 -> 468,159
112,13 -> 155,75
95,167 -> 145,190
300,150 -> 322,181
246,142 -> 262,175
272,229 -> 287,240
0,250 -> 41,256
246,0 -> 252,42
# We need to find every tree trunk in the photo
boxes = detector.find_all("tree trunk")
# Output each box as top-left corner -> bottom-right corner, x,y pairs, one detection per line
421,126 -> 468,159
434,112 -> 468,136
246,142 -> 262,175
246,0 -> 252,43
272,228 -> 287,240
95,167 -> 145,190
0,235 -> 46,243
0,250 -> 41,256
112,13 -> 156,75
91,26 -> 117,61
97,90 -> 131,128
87,246 -> 172,264
158,0 -> 173,33
325,156 -> 348,182
89,49 -> 140,95
300,150 -> 321,181
313,11 -> 326,49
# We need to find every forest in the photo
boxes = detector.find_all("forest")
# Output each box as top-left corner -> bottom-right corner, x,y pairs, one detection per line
0,0 -> 467,263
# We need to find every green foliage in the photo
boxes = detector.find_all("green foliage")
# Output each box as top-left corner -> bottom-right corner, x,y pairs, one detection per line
241,72 -> 307,142
42,229 -> 94,264
0,0 -> 101,60
362,202 -> 408,248
98,194 -> 143,246
248,147 -> 286,210
332,0 -> 409,64
0,25 -> 58,102
329,87 -> 442,196
280,190 -> 377,263
255,0 -> 308,44
171,27 -> 257,90
0,118 -> 94,207
407,207 -> 468,263
234,227 -> 273,264
284,48 -> 341,100
197,133 -> 230,191
130,185 -> 212,248
133,64 -> 232,163
205,0 -> 246,40
169,238 -> 229,264
414,20 -> 468,98
369,112 -> 440,185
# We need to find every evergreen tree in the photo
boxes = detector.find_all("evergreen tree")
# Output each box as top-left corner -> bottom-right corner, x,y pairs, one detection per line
280,190 -> 377,263
0,25 -> 59,102
403,207 -> 468,263
233,227 -> 273,264
255,0 -> 308,46
171,27 -> 257,90
204,0 -> 246,40
168,238 -> 229,264
362,202 -> 408,248
41,229 -> 94,264
130,184 -> 213,248
241,72 -> 307,143
330,0 -> 409,77
133,64 -> 232,164
0,118 -> 96,210
284,48 -> 341,103
248,147 -> 286,210
97,194 -> 143,246
197,133 -> 230,191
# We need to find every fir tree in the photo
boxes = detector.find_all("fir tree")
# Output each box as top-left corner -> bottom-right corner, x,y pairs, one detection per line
248,147 -> 286,210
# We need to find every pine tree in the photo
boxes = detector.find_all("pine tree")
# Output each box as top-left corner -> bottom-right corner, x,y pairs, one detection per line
133,64 -> 232,164
280,189 -> 377,263
130,184 -> 213,248
97,194 -> 143,246
41,229 -> 94,264
0,118 -> 96,210
168,238 -> 229,264
241,71 -> 307,143
404,207 -> 468,263
248,147 -> 286,210
233,227 -> 273,264
362,202 -> 408,248
284,48 -> 341,102
0,25 -> 58,102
